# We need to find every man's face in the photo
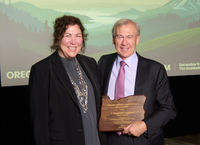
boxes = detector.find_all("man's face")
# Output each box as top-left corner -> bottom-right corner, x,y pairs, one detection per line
113,23 -> 140,60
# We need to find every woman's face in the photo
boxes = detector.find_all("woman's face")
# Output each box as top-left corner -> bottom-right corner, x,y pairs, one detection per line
58,24 -> 83,59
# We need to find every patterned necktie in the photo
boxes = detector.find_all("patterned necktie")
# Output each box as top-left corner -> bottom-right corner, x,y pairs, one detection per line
115,61 -> 126,100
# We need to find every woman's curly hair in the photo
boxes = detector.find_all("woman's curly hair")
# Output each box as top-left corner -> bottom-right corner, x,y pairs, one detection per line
50,15 -> 88,53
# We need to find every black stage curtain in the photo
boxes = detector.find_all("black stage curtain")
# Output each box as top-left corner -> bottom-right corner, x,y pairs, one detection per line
1,75 -> 200,144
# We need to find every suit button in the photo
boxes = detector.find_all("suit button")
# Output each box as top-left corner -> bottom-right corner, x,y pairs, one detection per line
78,129 -> 83,132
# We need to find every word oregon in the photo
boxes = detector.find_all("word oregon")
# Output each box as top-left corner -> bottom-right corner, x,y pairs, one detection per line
6,71 -> 30,79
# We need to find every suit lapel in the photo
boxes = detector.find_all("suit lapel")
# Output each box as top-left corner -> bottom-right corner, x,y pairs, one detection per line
51,52 -> 79,106
134,53 -> 148,95
103,53 -> 117,95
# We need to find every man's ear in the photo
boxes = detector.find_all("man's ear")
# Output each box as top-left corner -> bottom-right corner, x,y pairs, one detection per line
112,38 -> 115,45
136,35 -> 140,45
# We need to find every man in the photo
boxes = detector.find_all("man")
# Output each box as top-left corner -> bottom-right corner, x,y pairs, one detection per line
98,18 -> 176,145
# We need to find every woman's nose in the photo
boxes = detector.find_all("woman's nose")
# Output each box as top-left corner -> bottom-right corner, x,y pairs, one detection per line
70,36 -> 76,44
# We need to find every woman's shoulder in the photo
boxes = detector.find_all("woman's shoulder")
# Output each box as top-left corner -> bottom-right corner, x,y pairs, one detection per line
77,54 -> 96,64
31,52 -> 55,71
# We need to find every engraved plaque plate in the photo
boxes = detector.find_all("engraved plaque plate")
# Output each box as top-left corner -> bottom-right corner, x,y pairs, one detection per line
99,95 -> 146,132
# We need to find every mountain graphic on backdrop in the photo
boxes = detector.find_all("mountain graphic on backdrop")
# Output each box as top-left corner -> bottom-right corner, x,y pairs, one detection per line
160,0 -> 200,16
12,1 -> 92,27
108,8 -> 141,19
137,0 -> 200,22
162,0 -> 200,10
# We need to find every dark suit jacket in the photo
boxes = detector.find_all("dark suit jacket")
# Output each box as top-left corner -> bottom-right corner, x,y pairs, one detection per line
29,52 -> 104,145
98,52 -> 176,145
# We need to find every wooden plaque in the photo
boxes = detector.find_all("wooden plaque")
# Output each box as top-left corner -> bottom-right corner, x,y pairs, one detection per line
99,95 -> 146,132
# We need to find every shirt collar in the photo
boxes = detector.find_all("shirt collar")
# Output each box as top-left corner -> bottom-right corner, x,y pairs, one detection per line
116,52 -> 138,68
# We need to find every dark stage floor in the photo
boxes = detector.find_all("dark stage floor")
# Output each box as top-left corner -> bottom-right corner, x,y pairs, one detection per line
165,134 -> 200,145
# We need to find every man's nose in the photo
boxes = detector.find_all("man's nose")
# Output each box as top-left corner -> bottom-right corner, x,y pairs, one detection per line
122,38 -> 128,45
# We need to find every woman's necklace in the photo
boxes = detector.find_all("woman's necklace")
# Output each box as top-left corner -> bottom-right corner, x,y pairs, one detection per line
67,58 -> 88,113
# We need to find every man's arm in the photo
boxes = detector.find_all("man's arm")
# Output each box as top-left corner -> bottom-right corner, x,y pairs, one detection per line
123,65 -> 176,138
143,65 -> 176,138
123,121 -> 147,137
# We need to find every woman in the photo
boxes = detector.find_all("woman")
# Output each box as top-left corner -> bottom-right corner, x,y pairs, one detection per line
29,15 -> 103,145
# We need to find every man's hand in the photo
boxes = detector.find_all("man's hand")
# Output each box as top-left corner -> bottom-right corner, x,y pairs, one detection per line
122,121 -> 147,137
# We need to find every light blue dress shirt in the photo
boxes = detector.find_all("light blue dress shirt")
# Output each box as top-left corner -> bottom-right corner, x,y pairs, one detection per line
107,52 -> 138,100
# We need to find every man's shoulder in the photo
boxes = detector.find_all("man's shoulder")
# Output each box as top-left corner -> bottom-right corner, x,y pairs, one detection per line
138,54 -> 166,73
139,54 -> 163,66
99,53 -> 117,62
